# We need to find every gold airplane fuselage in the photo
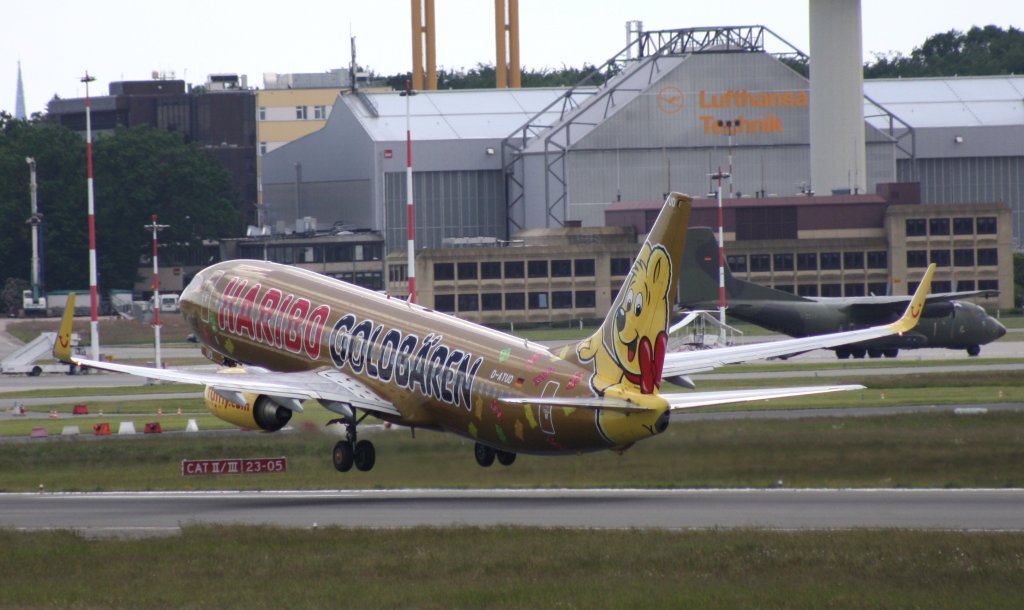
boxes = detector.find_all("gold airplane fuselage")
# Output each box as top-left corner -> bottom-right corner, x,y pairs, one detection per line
179,260 -> 669,455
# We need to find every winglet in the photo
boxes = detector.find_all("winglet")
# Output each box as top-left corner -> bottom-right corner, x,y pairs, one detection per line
52,292 -> 76,362
888,264 -> 935,334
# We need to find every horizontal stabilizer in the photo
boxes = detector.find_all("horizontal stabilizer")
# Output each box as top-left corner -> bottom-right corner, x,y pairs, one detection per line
665,385 -> 864,412
499,396 -> 653,413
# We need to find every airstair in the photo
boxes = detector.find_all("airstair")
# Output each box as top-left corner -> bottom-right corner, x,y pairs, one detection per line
0,331 -> 81,376
668,310 -> 743,350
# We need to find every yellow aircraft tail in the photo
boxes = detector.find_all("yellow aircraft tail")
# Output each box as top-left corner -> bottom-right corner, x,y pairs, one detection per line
52,293 -> 76,363
575,193 -> 692,395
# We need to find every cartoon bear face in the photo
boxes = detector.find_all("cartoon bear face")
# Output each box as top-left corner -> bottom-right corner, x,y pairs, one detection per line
610,244 -> 671,385
577,241 -> 672,395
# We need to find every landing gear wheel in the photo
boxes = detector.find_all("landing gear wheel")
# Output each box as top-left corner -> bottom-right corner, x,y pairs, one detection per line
474,443 -> 496,467
836,349 -> 850,360
852,348 -> 867,359
354,440 -> 376,472
496,450 -> 517,466
867,348 -> 883,359
966,345 -> 981,357
332,440 -> 354,473
884,349 -> 899,358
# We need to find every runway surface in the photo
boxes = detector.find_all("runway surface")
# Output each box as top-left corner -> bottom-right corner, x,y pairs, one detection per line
3,489 -> 1024,533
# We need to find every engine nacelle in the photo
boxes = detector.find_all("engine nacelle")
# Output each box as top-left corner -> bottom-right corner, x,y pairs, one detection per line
204,386 -> 293,432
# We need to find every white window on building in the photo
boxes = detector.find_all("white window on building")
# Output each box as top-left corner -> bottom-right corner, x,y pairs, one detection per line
296,106 -> 308,120
314,105 -> 327,120
258,107 -> 266,121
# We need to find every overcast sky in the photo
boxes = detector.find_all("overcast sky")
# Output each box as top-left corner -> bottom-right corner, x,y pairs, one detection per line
3,0 -> 1023,117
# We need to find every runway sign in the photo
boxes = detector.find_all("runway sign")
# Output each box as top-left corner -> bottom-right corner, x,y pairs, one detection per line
182,457 -> 287,476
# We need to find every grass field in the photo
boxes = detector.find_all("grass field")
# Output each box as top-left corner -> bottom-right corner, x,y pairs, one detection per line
6,382 -> 1019,438
0,383 -> 204,400
3,410 -> 1023,491
4,323 -> 1023,607
1,526 -> 1023,609
3,366 -> 1023,442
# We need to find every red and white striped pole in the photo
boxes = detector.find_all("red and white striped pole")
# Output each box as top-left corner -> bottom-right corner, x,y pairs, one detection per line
404,79 -> 416,304
716,166 -> 727,345
82,72 -> 100,360
145,215 -> 169,368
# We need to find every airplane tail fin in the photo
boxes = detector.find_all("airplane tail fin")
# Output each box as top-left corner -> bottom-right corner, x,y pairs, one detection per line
53,293 -> 76,363
679,226 -> 805,306
575,193 -> 691,394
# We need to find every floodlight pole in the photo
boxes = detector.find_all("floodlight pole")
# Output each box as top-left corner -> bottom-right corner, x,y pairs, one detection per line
401,80 -> 418,303
715,167 -> 728,345
712,118 -> 740,346
26,157 -> 43,303
82,71 -> 100,360
144,215 -> 170,369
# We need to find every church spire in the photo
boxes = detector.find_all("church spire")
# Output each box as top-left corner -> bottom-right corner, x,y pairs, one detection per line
15,60 -> 27,120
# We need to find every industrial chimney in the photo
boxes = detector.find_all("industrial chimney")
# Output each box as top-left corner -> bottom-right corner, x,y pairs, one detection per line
410,0 -> 437,90
809,0 -> 867,195
495,0 -> 521,88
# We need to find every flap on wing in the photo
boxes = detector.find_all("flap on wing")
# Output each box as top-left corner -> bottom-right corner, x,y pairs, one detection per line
665,384 -> 864,412
72,357 -> 400,417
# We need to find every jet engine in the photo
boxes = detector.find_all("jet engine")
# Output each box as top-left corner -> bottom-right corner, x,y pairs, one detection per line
204,387 -> 293,431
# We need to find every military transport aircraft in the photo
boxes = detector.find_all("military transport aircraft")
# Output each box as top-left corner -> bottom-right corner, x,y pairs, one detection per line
679,226 -> 1004,359
54,193 -> 934,473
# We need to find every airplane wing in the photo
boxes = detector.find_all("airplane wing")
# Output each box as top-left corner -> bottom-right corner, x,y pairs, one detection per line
812,289 -> 998,309
67,357 -> 401,417
662,264 -> 935,377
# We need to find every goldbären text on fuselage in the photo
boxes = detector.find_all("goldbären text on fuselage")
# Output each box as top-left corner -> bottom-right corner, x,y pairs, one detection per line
329,313 -> 483,411
215,277 -> 482,410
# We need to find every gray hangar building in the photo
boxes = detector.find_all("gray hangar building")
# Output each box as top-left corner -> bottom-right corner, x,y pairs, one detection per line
259,86 -> 593,252
864,74 -> 1024,244
260,27 -> 1022,303
260,27 -> 905,252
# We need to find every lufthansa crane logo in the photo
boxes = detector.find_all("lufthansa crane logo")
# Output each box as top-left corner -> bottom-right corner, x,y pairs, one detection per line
656,86 -> 684,114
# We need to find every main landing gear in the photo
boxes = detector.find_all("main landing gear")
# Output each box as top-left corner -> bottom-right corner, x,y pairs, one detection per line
474,442 -> 516,467
329,413 -> 376,473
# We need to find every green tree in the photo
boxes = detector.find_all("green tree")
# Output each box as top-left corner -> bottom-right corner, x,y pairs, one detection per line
91,125 -> 240,290
380,63 -> 610,91
865,26 -> 1024,78
0,112 -> 86,292
0,117 -> 240,297
1,277 -> 29,316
